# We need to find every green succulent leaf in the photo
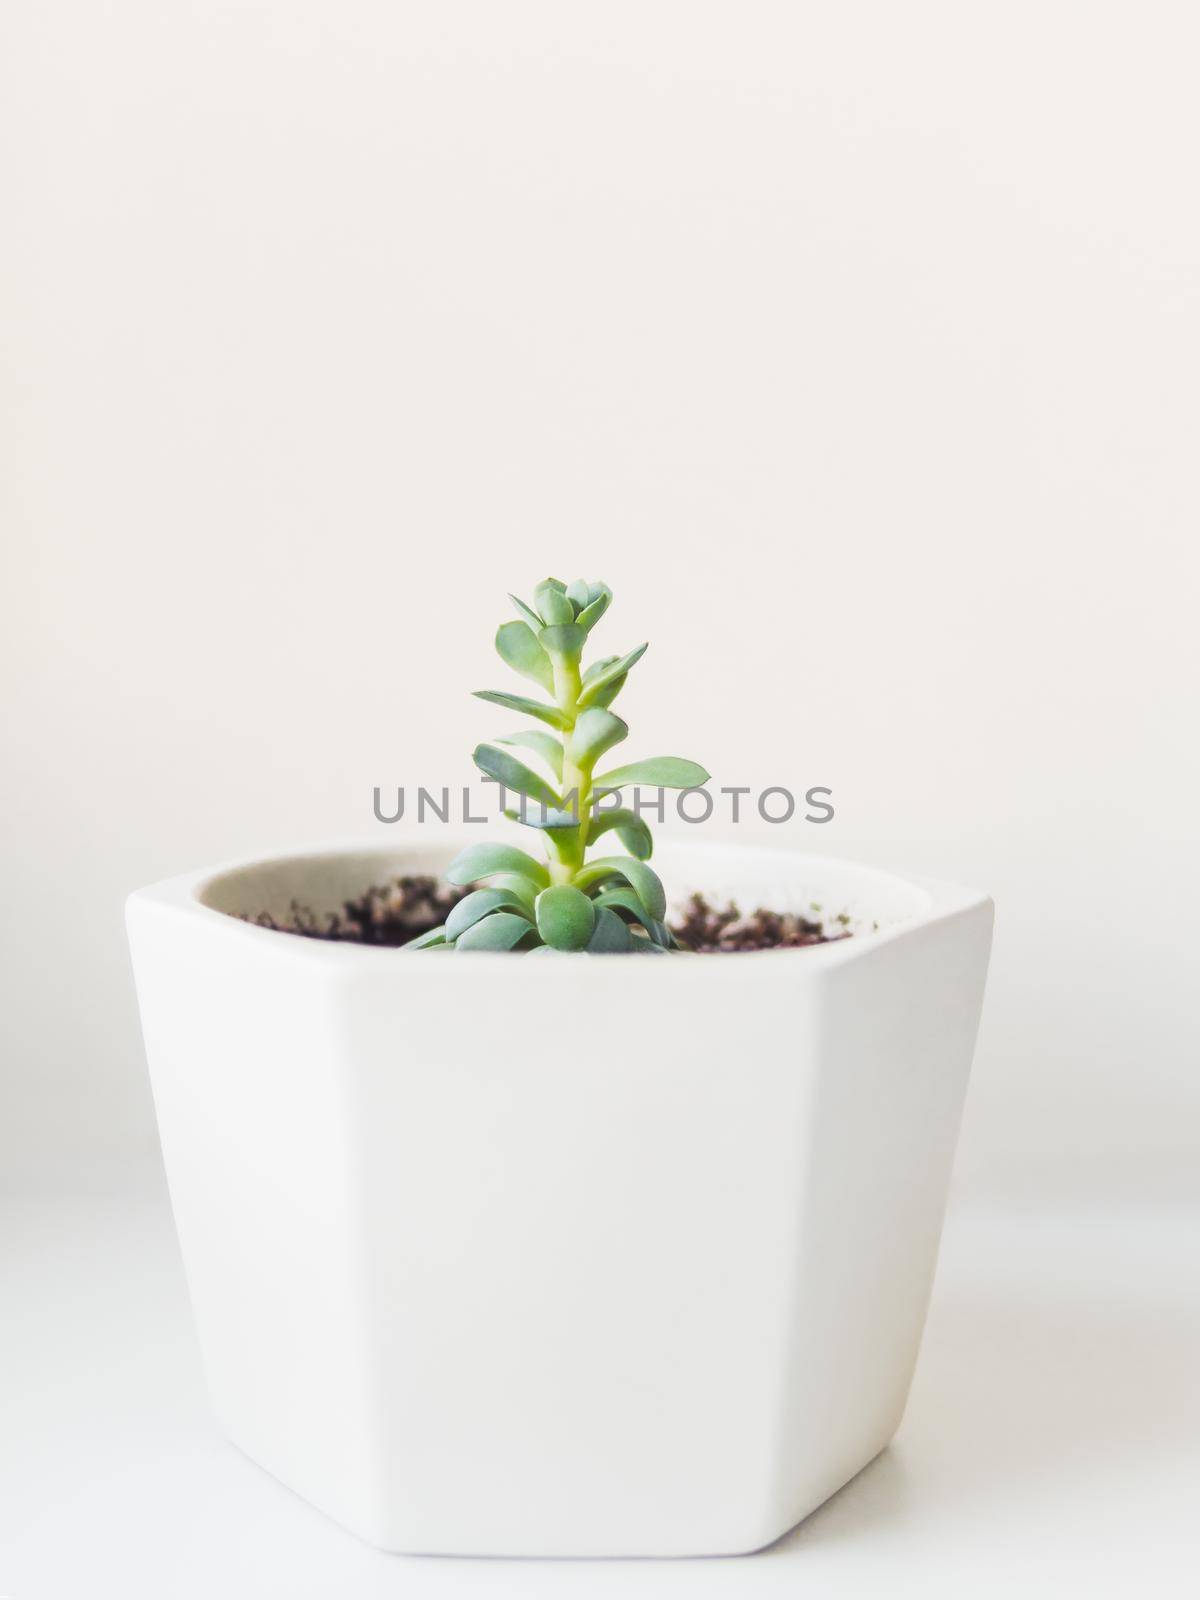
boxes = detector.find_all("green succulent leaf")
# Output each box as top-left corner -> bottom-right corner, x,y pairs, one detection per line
629,934 -> 667,954
592,886 -> 661,937
585,806 -> 653,859
473,690 -> 570,730
544,577 -> 567,591
504,805 -> 581,831
444,888 -> 533,942
587,674 -> 627,709
576,588 -> 611,632
565,578 -> 592,612
577,643 -> 647,709
535,580 -> 574,626
579,655 -> 626,706
538,622 -> 586,660
593,756 -> 711,791
487,873 -> 541,909
495,729 -> 563,782
574,856 -> 667,920
454,911 -> 539,952
446,842 -> 550,888
585,905 -> 634,952
567,708 -> 628,767
401,924 -> 447,949
508,593 -> 545,631
534,884 -> 596,951
473,743 -> 562,810
495,621 -> 554,693
581,655 -> 619,686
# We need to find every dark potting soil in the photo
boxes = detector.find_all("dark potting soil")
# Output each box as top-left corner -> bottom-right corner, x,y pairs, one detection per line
248,876 -> 845,953
670,892 -> 842,952
247,875 -> 469,946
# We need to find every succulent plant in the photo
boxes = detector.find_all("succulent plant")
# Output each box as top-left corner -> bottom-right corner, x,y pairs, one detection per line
406,578 -> 709,954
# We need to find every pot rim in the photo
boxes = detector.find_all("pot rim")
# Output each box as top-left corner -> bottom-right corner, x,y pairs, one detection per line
127,834 -> 991,977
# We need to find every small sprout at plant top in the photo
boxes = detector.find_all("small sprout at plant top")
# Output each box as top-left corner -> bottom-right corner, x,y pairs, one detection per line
405,578 -> 710,955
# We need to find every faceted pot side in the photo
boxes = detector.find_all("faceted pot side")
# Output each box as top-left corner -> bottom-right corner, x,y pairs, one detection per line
127,840 -> 992,1556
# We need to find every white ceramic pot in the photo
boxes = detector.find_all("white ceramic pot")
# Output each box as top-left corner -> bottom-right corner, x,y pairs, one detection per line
127,837 -> 992,1557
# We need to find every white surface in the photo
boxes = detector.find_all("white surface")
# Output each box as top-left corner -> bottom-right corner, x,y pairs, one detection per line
126,840 -> 990,1554
2,1 -> 1199,1216
3,1178 -> 1196,1597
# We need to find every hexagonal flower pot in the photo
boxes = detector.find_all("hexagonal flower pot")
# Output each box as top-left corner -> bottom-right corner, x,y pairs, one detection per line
127,837 -> 991,1557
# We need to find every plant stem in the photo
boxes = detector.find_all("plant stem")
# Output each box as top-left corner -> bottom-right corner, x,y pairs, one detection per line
551,655 -> 590,885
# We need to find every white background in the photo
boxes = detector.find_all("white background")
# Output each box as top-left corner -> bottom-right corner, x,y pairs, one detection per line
3,3 -> 1198,1594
